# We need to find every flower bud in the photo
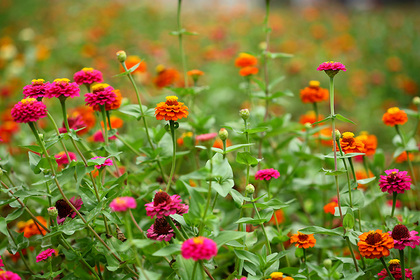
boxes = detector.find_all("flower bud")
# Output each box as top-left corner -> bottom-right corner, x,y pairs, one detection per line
48,206 -> 58,218
116,50 -> 127,63
219,128 -> 228,141
239,109 -> 250,121
413,96 -> 420,105
245,184 -> 255,194
304,122 -> 312,129
323,259 -> 332,269
334,129 -> 341,140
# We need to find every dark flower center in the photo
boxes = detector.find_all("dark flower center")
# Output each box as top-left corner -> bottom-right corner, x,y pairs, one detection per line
392,224 -> 410,240
154,191 -> 171,206
298,234 -> 308,242
387,172 -> 397,184
55,199 -> 73,217
388,263 -> 401,273
154,218 -> 173,235
366,232 -> 382,245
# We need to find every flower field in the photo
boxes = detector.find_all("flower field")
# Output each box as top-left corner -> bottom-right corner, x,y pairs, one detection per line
0,1 -> 419,279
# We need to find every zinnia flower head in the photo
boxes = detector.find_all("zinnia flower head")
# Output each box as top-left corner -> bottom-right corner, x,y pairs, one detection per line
0,270 -> 21,280
337,132 -> 365,154
35,248 -> 55,262
299,111 -> 324,125
17,216 -> 48,238
355,131 -> 377,156
324,201 -> 338,215
146,218 -> 175,242
0,255 -> 3,267
395,151 -> 414,163
187,69 -> 204,83
110,197 -> 137,212
155,96 -> 189,121
300,80 -> 329,103
317,61 -> 346,77
55,152 -> 76,166
290,232 -> 316,249
55,197 -> 83,225
73,67 -> 103,85
389,224 -> 420,250
46,78 -> 80,99
196,132 -> 218,142
153,66 -> 180,88
11,98 -> 47,123
268,272 -> 294,280
382,107 -> 408,126
92,89 -> 122,112
145,190 -> 189,219
379,169 -> 411,194
255,168 -> 280,181
90,156 -> 113,169
181,236 -> 218,261
235,53 -> 258,68
239,66 -> 259,77
85,83 -> 117,108
269,209 -> 285,225
357,230 -> 394,259
23,79 -> 49,99
377,259 -> 414,280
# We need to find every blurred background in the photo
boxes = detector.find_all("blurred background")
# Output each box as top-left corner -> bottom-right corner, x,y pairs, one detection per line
0,0 -> 419,151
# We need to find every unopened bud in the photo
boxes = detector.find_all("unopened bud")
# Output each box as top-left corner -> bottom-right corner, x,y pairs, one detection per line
304,122 -> 312,129
245,184 -> 255,194
39,134 -> 44,141
323,259 -> 332,269
334,129 -> 341,140
48,206 -> 58,218
413,96 -> 420,105
239,109 -> 250,121
259,41 -> 267,50
219,128 -> 228,141
116,50 -> 127,63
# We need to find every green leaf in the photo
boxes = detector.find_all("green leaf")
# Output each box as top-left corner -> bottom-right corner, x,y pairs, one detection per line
321,168 -> 347,176
241,198 -> 294,210
335,113 -> 356,125
312,115 -> 333,126
235,217 -> 266,225
343,209 -> 355,230
118,104 -> 148,119
299,226 -> 344,236
225,143 -> 254,153
268,75 -> 286,90
268,52 -> 293,59
234,249 -> 259,265
0,217 -> 8,236
6,208 -> 25,222
19,145 -> 42,153
324,153 -> 365,159
236,152 -> 259,167
153,244 -> 181,256
357,177 -> 376,185
246,127 -> 268,134
206,153 -> 234,197
213,231 -> 247,247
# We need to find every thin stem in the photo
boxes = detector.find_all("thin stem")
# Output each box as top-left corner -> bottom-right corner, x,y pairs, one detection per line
380,257 -> 395,280
399,249 -> 406,280
263,0 -> 271,122
191,260 -> 199,280
303,248 -> 306,263
47,111 -> 71,162
115,134 -> 141,156
166,216 -> 186,242
337,143 -> 353,208
345,237 -> 359,272
124,214 -> 142,271
129,209 -> 144,234
6,227 -> 36,275
100,106 -> 109,146
251,199 -> 271,255
391,192 -> 398,218
177,0 -> 188,88
165,121 -> 177,191
198,148 -> 213,235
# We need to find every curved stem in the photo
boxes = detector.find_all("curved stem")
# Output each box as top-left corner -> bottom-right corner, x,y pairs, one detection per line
166,216 -> 185,242
345,236 -> 359,272
380,257 -> 395,280
6,227 -> 36,275
191,260 -> 199,280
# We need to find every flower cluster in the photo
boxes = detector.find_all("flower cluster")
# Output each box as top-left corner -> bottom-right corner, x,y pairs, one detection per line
55,151 -> 77,166
181,237 -> 218,261
36,248 -> 55,262
85,83 -> 117,109
23,79 -> 49,99
0,269 -> 21,280
355,131 -> 377,156
377,259 -> 413,280
379,169 -> 412,194
338,132 -> 365,154
255,168 -> 280,181
235,53 -> 258,77
389,224 -> 420,250
17,216 -> 48,238
146,218 -> 175,242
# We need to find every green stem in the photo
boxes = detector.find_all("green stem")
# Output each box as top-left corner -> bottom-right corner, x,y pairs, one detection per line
337,143 -> 353,208
166,216 -> 186,241
251,199 -> 271,255
49,257 -> 53,280
6,227 -> 35,275
191,260 -> 199,280
263,0 -> 271,122
100,106 -> 109,146
198,148 -> 213,235
165,121 -> 177,191
399,249 -> 406,280
391,192 -> 398,218
303,248 -> 306,263
380,257 -> 395,280
177,0 -> 188,88
345,237 -> 359,272
47,111 -> 71,163
115,134 -> 140,156
348,158 -> 357,182
125,214 -> 142,270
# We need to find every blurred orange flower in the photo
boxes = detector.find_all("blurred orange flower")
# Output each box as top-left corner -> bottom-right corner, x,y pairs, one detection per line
154,66 -> 180,88
120,55 -> 147,74
269,209 -> 285,225
355,132 -> 377,156
323,201 -> 338,215
93,89 -> 122,111
101,116 -> 124,129
70,106 -> 96,135
213,138 -> 232,149
239,66 -> 258,77
299,111 -> 324,125
234,52 -> 257,68
395,151 -> 414,163
382,107 -> 408,126
355,170 -> 374,191
17,216 -> 47,238
300,80 -> 328,103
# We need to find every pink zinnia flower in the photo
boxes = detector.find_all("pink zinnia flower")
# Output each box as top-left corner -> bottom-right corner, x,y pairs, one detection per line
255,168 -> 280,181
73,67 -> 103,85
90,156 -> 113,169
196,133 -> 218,142
92,130 -> 117,142
55,152 -> 77,166
316,61 -> 347,72
85,84 -> 116,108
386,199 -> 402,208
378,260 -> 413,280
45,78 -> 80,99
146,218 -> 175,242
36,248 -> 55,262
22,79 -> 49,99
55,197 -> 83,224
379,169 -> 411,194
0,255 -> 3,267
0,269 -> 21,280
58,115 -> 87,134
11,98 -> 47,123
389,224 -> 420,250
145,190 -> 189,219
181,236 -> 218,261
110,197 -> 137,212
234,278 -> 247,280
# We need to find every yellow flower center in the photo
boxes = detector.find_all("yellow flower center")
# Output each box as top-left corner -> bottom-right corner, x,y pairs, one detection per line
156,64 -> 166,73
387,107 -> 400,114
82,67 -> 94,72
54,78 -> 70,84
21,98 -> 36,104
0,271 -> 5,276
165,96 -> 179,105
31,78 -> 45,85
270,272 -> 284,278
342,132 -> 354,139
193,237 -> 204,244
92,83 -> 110,92
389,259 -> 400,265
309,80 -> 320,88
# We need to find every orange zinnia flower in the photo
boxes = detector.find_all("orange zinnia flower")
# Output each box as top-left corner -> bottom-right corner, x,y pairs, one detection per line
155,96 -> 188,121
93,89 -> 122,111
154,65 -> 181,88
234,52 -> 257,68
187,69 -> 204,77
358,230 -> 394,259
355,170 -> 374,191
382,107 -> 408,126
268,272 -> 294,280
17,216 -> 48,238
300,80 -> 329,104
355,131 -> 377,156
101,116 -> 124,129
290,232 -> 316,249
338,132 -> 365,154
269,209 -> 285,225
299,111 -> 324,125
120,55 -> 147,74
323,201 -> 338,215
395,151 -> 415,163
239,66 -> 258,77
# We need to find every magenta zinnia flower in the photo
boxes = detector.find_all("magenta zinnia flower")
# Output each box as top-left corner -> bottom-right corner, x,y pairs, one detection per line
0,269 -> 21,280
36,248 -> 55,262
255,168 -> 280,181
377,259 -> 413,280
379,169 -> 412,194
389,224 -> 420,250
58,115 -> 87,134
110,197 -> 137,212
46,78 -> 80,99
90,156 -> 113,169
73,67 -> 103,85
145,190 -> 189,219
92,130 -> 117,142
11,98 -> 48,123
317,61 -> 347,72
23,79 -> 49,99
196,133 -> 218,142
0,255 -> 3,267
85,83 -> 116,108
55,197 -> 83,224
146,218 -> 175,242
55,152 -> 77,166
181,236 -> 218,261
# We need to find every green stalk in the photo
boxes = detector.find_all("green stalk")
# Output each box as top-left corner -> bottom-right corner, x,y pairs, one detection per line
165,120 -> 177,191
380,257 -> 395,280
399,249 -> 406,280
191,260 -> 199,280
100,106 -> 109,146
124,214 -> 142,270
251,198 -> 271,255
198,147 -> 214,235
337,142 -> 353,208
166,216 -> 186,241
345,237 -> 359,272
303,248 -> 306,263
391,192 -> 398,218
6,227 -> 35,275
47,111 -> 71,162
177,0 -> 188,88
